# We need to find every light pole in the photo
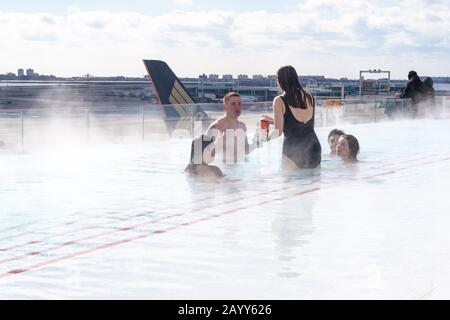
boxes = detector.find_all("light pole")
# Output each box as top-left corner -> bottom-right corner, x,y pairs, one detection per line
5,79 -> 9,105
84,74 -> 92,137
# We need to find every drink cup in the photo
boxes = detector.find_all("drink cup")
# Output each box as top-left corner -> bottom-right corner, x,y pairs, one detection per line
260,119 -> 269,129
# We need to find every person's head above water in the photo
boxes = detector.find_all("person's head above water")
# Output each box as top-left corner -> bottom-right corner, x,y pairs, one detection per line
277,65 -> 311,109
423,77 -> 433,88
336,134 -> 359,162
189,135 -> 215,165
185,135 -> 224,178
223,92 -> 242,120
328,129 -> 345,155
408,70 -> 418,80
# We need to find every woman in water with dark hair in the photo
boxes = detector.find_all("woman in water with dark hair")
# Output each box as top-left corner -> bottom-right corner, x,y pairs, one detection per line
328,129 -> 345,156
336,134 -> 359,163
185,135 -> 223,179
262,65 -> 322,169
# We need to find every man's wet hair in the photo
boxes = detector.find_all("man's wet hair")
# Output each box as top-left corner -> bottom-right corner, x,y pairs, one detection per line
328,129 -> 345,140
223,92 -> 240,104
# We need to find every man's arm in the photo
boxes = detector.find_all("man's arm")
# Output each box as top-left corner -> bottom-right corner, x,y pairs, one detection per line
205,121 -> 221,140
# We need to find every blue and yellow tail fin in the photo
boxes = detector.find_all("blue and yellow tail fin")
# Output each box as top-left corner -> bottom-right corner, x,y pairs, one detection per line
143,60 -> 210,129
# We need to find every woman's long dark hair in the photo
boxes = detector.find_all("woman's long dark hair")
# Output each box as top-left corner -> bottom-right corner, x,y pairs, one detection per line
185,135 -> 215,175
277,65 -> 312,109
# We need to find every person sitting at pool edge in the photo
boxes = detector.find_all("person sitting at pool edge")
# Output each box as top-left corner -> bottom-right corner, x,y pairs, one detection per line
336,134 -> 360,163
205,92 -> 258,164
398,70 -> 423,117
185,135 -> 223,179
328,129 -> 345,156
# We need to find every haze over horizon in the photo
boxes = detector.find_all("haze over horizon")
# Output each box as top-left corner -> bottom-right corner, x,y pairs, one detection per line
1,0 -> 449,79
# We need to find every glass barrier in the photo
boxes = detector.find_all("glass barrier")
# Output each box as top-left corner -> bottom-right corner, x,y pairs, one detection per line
1,96 -> 449,152
0,112 -> 23,152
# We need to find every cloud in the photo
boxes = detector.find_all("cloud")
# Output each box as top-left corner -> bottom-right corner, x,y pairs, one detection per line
0,2 -> 449,78
174,0 -> 194,5
41,16 -> 56,25
22,31 -> 60,42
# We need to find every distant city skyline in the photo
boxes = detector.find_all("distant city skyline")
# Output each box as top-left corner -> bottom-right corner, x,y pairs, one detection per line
1,0 -> 449,78
2,67 -> 450,82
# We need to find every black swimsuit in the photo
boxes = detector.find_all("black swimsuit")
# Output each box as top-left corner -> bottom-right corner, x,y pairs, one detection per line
281,95 -> 322,168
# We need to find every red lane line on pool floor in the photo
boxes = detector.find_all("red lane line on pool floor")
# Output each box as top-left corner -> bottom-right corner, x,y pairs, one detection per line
0,188 -> 282,262
0,215 -> 104,243
0,151 -> 439,238
0,215 -> 139,252
0,187 -> 281,254
0,216 -> 86,243
1,156 -> 449,279
0,176 -> 268,243
0,178 -> 264,243
0,150 -> 442,242
0,212 -> 186,265
0,152 -> 442,256
0,209 -> 168,252
0,168 -> 254,240
0,149 -> 436,244
0,187 -> 322,279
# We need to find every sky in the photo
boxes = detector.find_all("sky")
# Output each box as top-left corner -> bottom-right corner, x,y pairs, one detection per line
0,0 -> 449,78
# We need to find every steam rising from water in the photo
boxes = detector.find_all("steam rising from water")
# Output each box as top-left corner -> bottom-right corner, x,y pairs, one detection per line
0,91 -> 449,160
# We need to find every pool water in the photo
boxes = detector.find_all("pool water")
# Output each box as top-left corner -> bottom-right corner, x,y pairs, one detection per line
1,118 -> 450,299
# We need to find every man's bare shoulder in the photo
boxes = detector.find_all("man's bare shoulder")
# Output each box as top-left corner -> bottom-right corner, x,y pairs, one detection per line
237,120 -> 247,131
208,117 -> 226,130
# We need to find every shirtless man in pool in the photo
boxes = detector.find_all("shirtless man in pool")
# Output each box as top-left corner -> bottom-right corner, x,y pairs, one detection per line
205,92 -> 257,163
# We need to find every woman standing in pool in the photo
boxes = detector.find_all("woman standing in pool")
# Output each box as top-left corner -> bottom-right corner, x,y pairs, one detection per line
262,65 -> 322,170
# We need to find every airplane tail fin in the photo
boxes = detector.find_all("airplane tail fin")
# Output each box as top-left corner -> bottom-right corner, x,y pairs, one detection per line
143,60 -> 210,129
